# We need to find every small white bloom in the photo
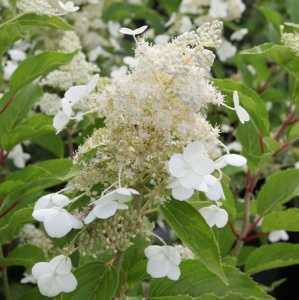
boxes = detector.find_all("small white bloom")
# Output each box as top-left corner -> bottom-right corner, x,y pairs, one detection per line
58,1 -> 79,13
168,141 -> 230,202
119,25 -> 148,37
295,161 -> 299,169
8,49 -> 26,61
53,110 -> 70,133
145,245 -> 181,280
21,272 -> 37,284
199,205 -> 228,228
209,0 -> 228,18
32,255 -> 77,297
268,230 -> 289,243
230,28 -> 248,41
84,188 -> 139,224
168,141 -> 215,191
53,75 -> 99,133
7,144 -> 30,168
33,194 -> 83,238
214,153 -> 247,169
4,60 -> 18,80
204,175 -> 225,201
233,91 -> 250,124
227,141 -> 242,152
217,39 -> 237,62
169,179 -> 194,201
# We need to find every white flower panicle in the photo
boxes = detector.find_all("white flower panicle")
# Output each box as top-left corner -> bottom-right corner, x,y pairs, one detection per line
32,255 -> 77,297
32,193 -> 83,238
145,245 -> 182,280
17,0 -> 79,15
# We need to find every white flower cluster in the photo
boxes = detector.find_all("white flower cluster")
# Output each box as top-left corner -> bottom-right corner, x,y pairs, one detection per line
173,0 -> 247,62
17,0 -> 79,16
282,30 -> 299,56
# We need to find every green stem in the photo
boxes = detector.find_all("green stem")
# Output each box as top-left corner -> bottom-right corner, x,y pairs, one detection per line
0,247 -> 13,300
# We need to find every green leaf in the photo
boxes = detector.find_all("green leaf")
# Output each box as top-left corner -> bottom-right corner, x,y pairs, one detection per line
214,79 -> 269,134
10,51 -> 76,93
262,208 -> 299,232
121,237 -> 148,284
0,84 -> 43,146
245,243 -> 299,274
4,158 -> 73,192
32,133 -> 65,158
1,114 -> 54,150
0,13 -> 72,56
0,208 -> 33,244
62,263 -> 119,300
257,168 -> 299,215
0,244 -> 45,267
158,0 -> 182,14
288,122 -> 299,140
286,0 -> 299,23
241,43 -> 299,78
236,122 -> 271,170
149,260 -> 273,299
161,201 -> 227,284
103,3 -> 164,33
258,6 -> 283,31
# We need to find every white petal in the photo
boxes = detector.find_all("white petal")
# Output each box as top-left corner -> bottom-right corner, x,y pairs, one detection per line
147,259 -> 169,278
92,199 -> 118,219
68,214 -> 83,229
50,255 -> 72,275
32,262 -> 51,280
86,74 -> 99,94
236,105 -> 250,124
199,205 -> 228,228
204,175 -> 224,201
168,154 -> 188,178
37,274 -> 61,298
222,154 -> 247,167
32,209 -> 52,222
84,211 -> 96,225
56,273 -> 77,293
53,110 -> 70,133
183,141 -> 207,164
117,203 -> 129,210
43,209 -> 73,238
171,180 -> 194,201
268,230 -> 289,243
215,209 -> 229,228
119,27 -> 134,35
192,157 -> 215,176
178,170 -> 204,189
167,264 -> 181,281
63,85 -> 87,109
51,194 -> 71,208
133,25 -> 148,35
34,194 -> 53,210
144,245 -> 163,258
164,246 -> 181,265
233,91 -> 240,108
